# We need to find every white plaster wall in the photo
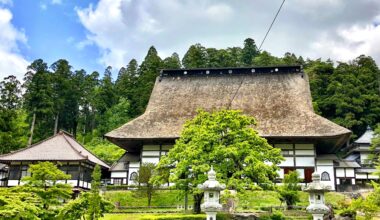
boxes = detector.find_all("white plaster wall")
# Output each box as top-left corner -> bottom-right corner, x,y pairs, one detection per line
7,180 -> 18,186
67,180 -> 77,187
316,165 -> 335,190
142,151 -> 160,156
295,150 -> 314,155
346,169 -> 355,178
296,169 -> 305,179
316,159 -> 333,166
142,157 -> 160,164
368,174 -> 379,179
111,172 -> 128,178
129,162 -> 140,168
336,168 -> 345,177
295,157 -> 314,167
355,173 -> 367,179
277,169 -> 284,179
279,157 -> 294,167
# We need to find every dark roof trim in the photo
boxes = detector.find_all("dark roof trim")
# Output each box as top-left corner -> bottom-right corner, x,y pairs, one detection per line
160,65 -> 302,78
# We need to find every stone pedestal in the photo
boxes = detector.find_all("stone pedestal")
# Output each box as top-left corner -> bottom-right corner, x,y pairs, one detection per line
303,172 -> 331,220
198,166 -> 225,220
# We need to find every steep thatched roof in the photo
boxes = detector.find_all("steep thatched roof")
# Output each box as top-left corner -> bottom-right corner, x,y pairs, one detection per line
0,131 -> 109,169
106,66 -> 351,152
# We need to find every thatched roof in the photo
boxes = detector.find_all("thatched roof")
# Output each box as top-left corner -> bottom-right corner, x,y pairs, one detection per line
106,66 -> 351,152
0,131 -> 109,169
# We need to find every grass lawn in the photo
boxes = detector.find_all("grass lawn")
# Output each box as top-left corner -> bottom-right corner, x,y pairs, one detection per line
104,190 -> 193,208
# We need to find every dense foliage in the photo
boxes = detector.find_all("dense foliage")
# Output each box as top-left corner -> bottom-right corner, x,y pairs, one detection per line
152,109 -> 283,213
0,38 -> 379,162
277,171 -> 301,209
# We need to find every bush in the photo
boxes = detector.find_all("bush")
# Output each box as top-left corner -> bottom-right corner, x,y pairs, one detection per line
140,214 -> 205,220
339,208 -> 356,218
259,211 -> 285,220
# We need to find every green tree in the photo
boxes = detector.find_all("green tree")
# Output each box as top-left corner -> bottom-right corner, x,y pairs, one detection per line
153,109 -> 283,213
57,165 -> 113,220
84,138 -> 125,164
135,46 -> 163,115
23,59 -> 54,144
0,187 -> 42,220
163,52 -> 181,69
277,171 -> 301,209
21,162 -> 72,219
252,51 -> 283,66
137,162 -> 156,207
241,38 -> 259,66
0,75 -> 28,153
116,59 -> 139,118
182,43 -> 208,68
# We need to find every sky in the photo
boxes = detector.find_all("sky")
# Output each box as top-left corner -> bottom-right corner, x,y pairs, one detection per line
0,0 -> 380,80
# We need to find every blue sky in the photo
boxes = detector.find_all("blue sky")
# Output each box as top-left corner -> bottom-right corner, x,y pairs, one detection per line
11,0 -> 103,73
0,0 -> 380,80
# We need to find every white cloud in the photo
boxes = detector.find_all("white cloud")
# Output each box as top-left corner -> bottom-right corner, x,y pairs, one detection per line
311,24 -> 380,63
40,3 -> 47,10
76,0 -> 380,69
0,7 -> 29,80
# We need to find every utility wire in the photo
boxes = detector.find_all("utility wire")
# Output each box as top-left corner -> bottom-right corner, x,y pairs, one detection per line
258,0 -> 286,51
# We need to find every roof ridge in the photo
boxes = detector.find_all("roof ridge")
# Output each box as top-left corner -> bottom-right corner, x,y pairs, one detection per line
0,132 -> 61,158
61,133 -> 110,167
61,133 -> 87,160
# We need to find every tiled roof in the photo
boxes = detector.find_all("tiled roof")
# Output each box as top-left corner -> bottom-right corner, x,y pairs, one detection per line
336,160 -> 361,168
0,131 -> 109,169
355,127 -> 374,144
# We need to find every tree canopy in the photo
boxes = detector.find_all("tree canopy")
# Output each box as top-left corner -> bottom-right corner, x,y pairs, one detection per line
153,109 -> 283,213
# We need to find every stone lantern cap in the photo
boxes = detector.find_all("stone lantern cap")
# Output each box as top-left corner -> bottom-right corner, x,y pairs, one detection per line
198,166 -> 226,191
303,172 -> 331,192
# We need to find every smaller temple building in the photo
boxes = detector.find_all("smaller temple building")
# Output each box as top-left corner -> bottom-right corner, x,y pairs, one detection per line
0,131 -> 110,189
343,126 -> 378,190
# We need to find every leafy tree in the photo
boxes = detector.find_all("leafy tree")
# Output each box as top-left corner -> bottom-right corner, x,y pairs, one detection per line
252,51 -> 283,66
116,59 -> 140,118
163,53 -> 181,69
51,59 -> 72,134
241,38 -> 259,66
135,46 -> 163,115
153,109 -> 283,213
0,75 -> 28,153
84,138 -> 125,164
57,165 -> 113,220
182,43 -> 208,68
100,97 -> 131,133
0,187 -> 42,220
23,59 -> 54,144
21,162 -> 72,219
277,171 -> 301,209
137,162 -> 156,207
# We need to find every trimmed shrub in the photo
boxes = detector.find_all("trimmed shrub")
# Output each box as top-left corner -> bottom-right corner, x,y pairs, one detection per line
140,214 -> 206,220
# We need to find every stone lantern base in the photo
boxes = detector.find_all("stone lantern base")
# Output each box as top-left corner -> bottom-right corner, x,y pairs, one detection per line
312,213 -> 324,220
205,211 -> 217,220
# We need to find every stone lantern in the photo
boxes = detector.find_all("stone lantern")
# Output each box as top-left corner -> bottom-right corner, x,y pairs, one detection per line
198,166 -> 225,220
303,172 -> 331,220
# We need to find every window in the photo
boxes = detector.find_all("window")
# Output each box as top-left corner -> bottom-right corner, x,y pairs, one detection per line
130,172 -> 138,181
21,165 -> 30,178
113,178 -> 123,185
321,172 -> 330,181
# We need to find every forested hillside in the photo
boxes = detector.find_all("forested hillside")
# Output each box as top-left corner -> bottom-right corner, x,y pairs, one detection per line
0,38 -> 379,163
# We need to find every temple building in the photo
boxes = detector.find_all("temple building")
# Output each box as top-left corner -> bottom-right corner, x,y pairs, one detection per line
105,65 -> 353,190
344,126 -> 378,190
0,131 -> 110,189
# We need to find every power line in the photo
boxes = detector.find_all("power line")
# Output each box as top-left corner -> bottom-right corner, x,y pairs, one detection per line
258,0 -> 286,51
